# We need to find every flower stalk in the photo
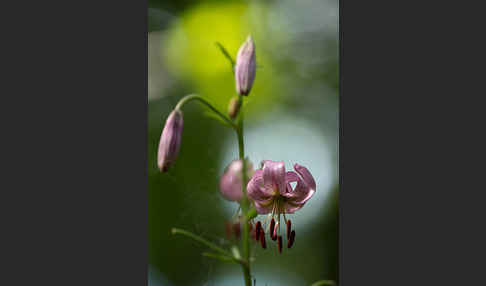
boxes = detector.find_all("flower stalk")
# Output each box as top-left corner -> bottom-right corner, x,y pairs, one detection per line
235,94 -> 252,286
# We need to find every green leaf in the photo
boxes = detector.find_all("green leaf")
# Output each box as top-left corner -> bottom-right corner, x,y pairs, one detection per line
202,252 -> 238,264
215,42 -> 235,73
246,207 -> 258,220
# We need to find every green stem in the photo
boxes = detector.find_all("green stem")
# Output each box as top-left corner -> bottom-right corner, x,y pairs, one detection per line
175,94 -> 237,129
171,228 -> 231,257
236,95 -> 251,286
175,93 -> 251,285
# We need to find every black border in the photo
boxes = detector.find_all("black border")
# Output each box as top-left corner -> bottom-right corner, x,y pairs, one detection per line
12,0 -> 482,284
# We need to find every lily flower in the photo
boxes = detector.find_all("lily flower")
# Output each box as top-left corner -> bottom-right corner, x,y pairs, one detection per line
247,160 -> 316,252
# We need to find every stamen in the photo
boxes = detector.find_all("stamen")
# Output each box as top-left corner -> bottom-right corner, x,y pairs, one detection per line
260,228 -> 266,249
277,235 -> 282,254
287,230 -> 296,248
272,221 -> 279,241
225,221 -> 232,239
255,221 -> 262,241
286,220 -> 292,240
251,226 -> 257,240
233,222 -> 241,240
269,218 -> 275,240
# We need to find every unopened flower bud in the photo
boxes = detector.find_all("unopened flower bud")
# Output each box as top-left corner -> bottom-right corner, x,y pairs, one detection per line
219,159 -> 254,202
228,97 -> 241,119
157,109 -> 184,172
235,35 -> 256,96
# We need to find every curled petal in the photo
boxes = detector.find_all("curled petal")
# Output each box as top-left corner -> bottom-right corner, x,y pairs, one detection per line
262,160 -> 286,195
285,180 -> 316,205
285,171 -> 299,194
282,164 -> 316,205
294,163 -> 316,191
283,201 -> 304,214
247,170 -> 275,202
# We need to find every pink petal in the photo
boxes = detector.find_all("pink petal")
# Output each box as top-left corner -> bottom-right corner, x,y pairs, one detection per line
262,160 -> 286,194
284,201 -> 304,214
285,171 -> 299,183
284,171 -> 299,194
247,170 -> 275,202
254,199 -> 274,214
294,163 -> 316,191
219,160 -> 244,202
282,164 -> 316,205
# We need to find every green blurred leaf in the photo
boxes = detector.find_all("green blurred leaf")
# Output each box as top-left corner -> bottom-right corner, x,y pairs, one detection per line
202,252 -> 238,264
215,42 -> 235,72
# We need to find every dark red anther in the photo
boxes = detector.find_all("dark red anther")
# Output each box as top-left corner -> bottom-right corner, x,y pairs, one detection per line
277,235 -> 282,254
286,220 -> 292,240
269,218 -> 275,239
287,230 -> 296,249
225,221 -> 232,239
260,228 -> 266,249
233,222 -> 241,239
272,227 -> 278,241
255,221 -> 262,241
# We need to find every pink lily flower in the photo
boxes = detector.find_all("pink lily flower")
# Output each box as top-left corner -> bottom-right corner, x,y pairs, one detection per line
247,160 -> 316,252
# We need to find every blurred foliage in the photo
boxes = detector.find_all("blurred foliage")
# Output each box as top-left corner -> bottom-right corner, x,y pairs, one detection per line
148,0 -> 338,285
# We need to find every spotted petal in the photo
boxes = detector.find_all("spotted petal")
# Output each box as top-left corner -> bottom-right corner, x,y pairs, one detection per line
294,163 -> 316,190
247,170 -> 275,202
262,160 -> 286,195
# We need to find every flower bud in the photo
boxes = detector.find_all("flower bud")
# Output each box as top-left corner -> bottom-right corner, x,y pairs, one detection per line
228,97 -> 241,119
157,109 -> 184,172
219,159 -> 254,202
235,35 -> 256,96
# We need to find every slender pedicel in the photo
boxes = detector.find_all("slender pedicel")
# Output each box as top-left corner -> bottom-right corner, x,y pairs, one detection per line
288,230 -> 296,249
277,236 -> 283,254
